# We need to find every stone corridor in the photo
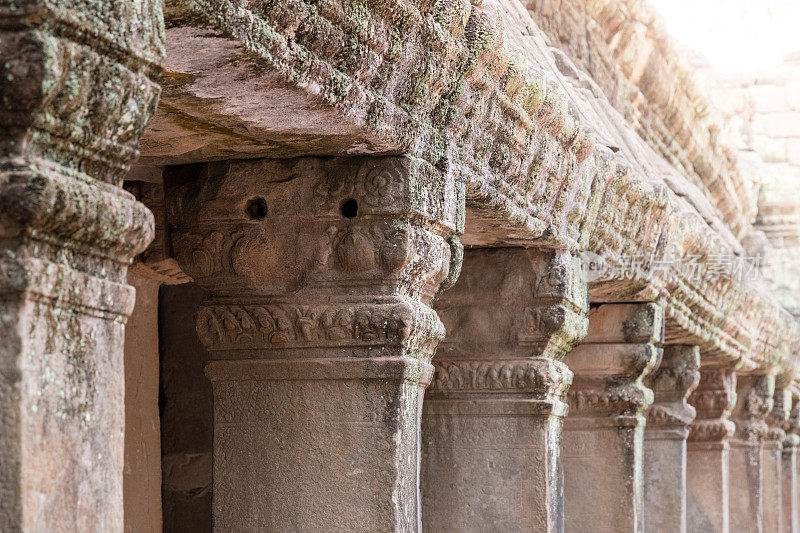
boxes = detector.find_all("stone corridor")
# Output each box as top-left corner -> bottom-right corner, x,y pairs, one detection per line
3,0 -> 800,531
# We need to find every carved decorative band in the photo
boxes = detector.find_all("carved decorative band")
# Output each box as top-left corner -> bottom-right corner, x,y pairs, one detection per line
688,419 -> 736,442
1,162 -> 154,259
428,358 -> 572,396
646,403 -> 696,427
567,383 -> 654,416
196,301 -> 443,353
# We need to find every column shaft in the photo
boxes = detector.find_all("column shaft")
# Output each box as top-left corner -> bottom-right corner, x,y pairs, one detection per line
422,248 -> 588,533
643,345 -> 701,533
686,365 -> 737,533
563,303 -> 663,532
166,156 -> 463,531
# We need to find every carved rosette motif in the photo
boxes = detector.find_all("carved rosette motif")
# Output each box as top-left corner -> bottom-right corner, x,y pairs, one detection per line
196,301 -> 444,355
688,366 -> 738,442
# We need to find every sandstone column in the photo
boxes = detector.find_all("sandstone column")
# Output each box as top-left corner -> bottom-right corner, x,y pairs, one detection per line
0,2 -> 161,530
643,345 -> 701,533
729,373 -> 775,532
782,394 -> 800,533
165,156 -> 463,531
765,383 -> 792,533
686,364 -> 737,533
563,303 -> 663,532
421,248 -> 588,532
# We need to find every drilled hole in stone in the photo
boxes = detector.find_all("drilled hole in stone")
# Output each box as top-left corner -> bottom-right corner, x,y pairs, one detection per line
246,197 -> 268,220
340,198 -> 358,219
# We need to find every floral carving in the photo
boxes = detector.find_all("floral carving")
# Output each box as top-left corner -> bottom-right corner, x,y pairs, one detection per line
429,358 -> 572,398
196,304 -> 418,350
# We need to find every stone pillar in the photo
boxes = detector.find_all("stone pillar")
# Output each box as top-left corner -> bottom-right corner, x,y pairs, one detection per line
686,364 -> 737,533
421,248 -> 588,532
165,156 -> 463,531
643,345 -> 701,533
123,271 -> 163,533
0,2 -> 161,530
782,394 -> 800,533
729,373 -> 775,532
563,302 -> 663,533
765,384 -> 791,533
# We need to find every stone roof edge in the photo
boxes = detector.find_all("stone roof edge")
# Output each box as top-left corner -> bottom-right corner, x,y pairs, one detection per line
166,0 -> 799,374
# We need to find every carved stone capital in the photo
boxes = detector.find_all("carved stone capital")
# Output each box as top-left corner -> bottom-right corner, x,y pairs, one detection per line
565,302 -> 663,418
732,373 -> 776,442
688,365 -> 737,442
165,156 -> 463,361
646,344 -> 701,427
767,387 -> 792,444
431,247 -> 587,403
784,395 -> 800,450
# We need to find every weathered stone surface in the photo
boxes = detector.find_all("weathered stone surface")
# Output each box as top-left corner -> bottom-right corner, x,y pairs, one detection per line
644,344 -> 701,533
423,247 -> 587,532
164,155 -> 463,531
525,0 -> 757,241
0,0 -> 163,529
135,0 -> 800,378
563,302 -> 662,532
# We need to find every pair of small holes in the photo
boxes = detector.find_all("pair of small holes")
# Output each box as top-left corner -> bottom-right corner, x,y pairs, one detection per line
247,197 -> 358,220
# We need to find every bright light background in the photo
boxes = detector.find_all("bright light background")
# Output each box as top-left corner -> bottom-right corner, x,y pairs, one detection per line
649,0 -> 800,73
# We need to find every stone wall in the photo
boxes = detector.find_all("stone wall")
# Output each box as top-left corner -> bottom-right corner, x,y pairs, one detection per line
695,52 -> 800,315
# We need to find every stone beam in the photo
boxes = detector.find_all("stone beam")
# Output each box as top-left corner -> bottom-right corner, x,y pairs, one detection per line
422,247 -> 588,532
643,344 -> 701,533
563,302 -> 663,532
164,155 -> 462,531
0,0 -> 162,530
138,0 -> 800,378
